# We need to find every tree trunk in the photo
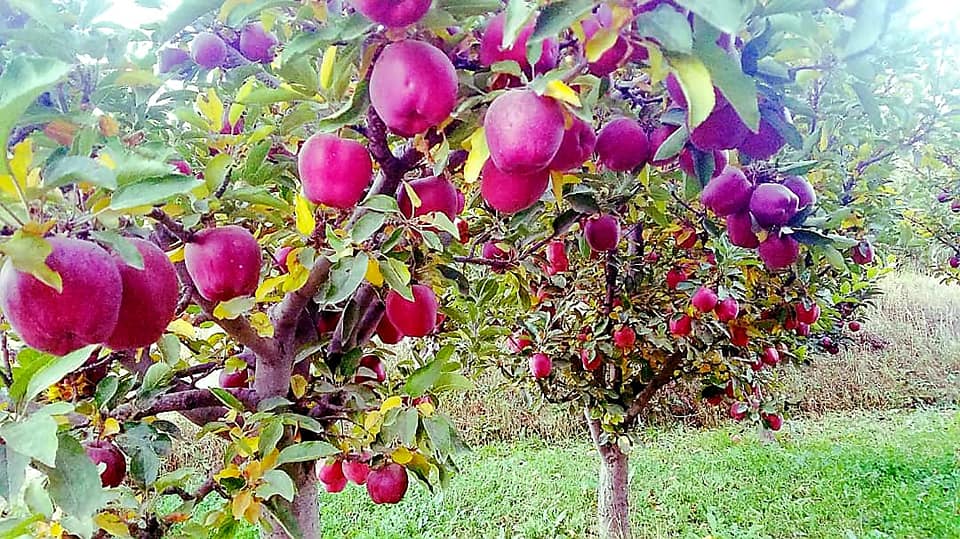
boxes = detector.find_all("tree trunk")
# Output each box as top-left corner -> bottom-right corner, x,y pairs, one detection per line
263,462 -> 319,539
586,408 -> 632,539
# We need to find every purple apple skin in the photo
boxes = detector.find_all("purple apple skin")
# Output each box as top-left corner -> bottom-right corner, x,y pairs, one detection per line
370,40 -> 458,137
782,175 -> 817,209
758,233 -> 800,270
585,214 -> 621,252
349,0 -> 432,27
666,73 -> 686,108
738,114 -> 786,160
595,118 -> 650,172
485,90 -> 565,174
0,237 -> 122,356
158,48 -> 190,73
397,176 -> 460,220
580,12 -> 630,76
105,239 -> 179,350
480,160 -> 549,214
726,211 -> 760,248
190,32 -> 228,69
85,440 -> 126,488
219,368 -> 249,388
239,23 -> 278,63
298,134 -> 373,209
479,12 -> 559,74
700,166 -> 753,216
649,125 -> 679,166
184,226 -> 262,304
679,148 -> 727,178
548,116 -> 596,172
690,95 -> 750,151
749,183 -> 800,227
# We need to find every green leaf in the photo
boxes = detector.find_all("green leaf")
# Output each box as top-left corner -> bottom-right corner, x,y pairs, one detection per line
258,418 -> 285,456
90,231 -> 144,270
42,434 -> 109,530
276,441 -> 340,465
316,81 -> 370,133
0,57 -> 71,175
0,443 -> 28,503
667,54 -> 715,129
674,0 -> 756,34
437,0 -> 502,18
351,212 -> 386,244
0,232 -> 61,291
422,415 -> 453,456
502,0 -> 536,50
109,174 -> 202,210
380,257 -> 412,301
652,124 -> 689,162
693,30 -> 759,131
637,4 -> 694,54
153,0 -> 221,43
433,372 -> 477,392
403,356 -> 445,398
43,156 -> 117,190
852,82 -> 883,131
821,244 -> 848,272
530,0 -> 593,43
204,153 -> 232,193
153,468 -> 193,493
565,192 -> 600,214
0,402 -> 71,467
256,469 -> 296,502
363,194 -> 401,213
209,388 -> 246,411
842,0 -> 889,58
396,408 -> 419,447
9,345 -> 93,405
322,253 -> 369,304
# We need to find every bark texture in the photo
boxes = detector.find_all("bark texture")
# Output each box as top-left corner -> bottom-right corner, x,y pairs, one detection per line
587,408 -> 632,539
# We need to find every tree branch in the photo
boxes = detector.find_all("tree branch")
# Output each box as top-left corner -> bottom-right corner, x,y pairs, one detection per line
624,353 -> 684,425
114,388 -> 259,421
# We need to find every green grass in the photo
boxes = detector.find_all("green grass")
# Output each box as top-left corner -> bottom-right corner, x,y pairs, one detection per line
174,408 -> 960,538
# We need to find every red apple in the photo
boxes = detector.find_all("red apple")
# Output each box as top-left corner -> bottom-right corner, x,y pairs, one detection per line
795,302 -> 820,325
349,0 -> 432,27
730,326 -> 749,347
84,440 -> 126,488
397,176 -> 460,221
548,116 -> 596,172
529,352 -> 552,378
385,284 -> 438,337
666,268 -> 687,290
479,12 -> 559,74
795,323 -> 811,337
691,287 -> 719,313
782,175 -> 817,209
376,315 -> 405,344
761,346 -> 780,366
581,349 -> 602,371
238,22 -> 278,63
585,214 -> 620,252
850,240 -> 874,265
749,183 -> 800,227
105,238 -> 179,350
0,237 -> 122,356
729,402 -> 747,421
763,413 -> 783,431
613,326 -> 636,350
190,32 -> 227,69
298,134 -> 373,209
715,298 -> 740,322
758,233 -> 800,270
506,333 -> 533,354
726,211 -> 760,248
184,226 -> 261,303
484,90 -> 565,174
595,118 -> 650,172
848,321 -> 861,332
480,160 -> 550,214
218,368 -> 249,388
367,463 -> 409,504
355,355 -> 387,384
318,458 -> 347,493
546,241 -> 569,274
700,166 -> 753,216
689,94 -> 750,151
669,315 -> 693,337
343,459 -> 371,485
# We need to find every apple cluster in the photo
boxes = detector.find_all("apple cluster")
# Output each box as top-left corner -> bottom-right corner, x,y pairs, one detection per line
317,456 -> 408,505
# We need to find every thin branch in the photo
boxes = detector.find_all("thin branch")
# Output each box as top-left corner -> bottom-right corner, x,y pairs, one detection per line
114,388 -> 258,421
624,353 -> 684,424
0,332 -> 12,386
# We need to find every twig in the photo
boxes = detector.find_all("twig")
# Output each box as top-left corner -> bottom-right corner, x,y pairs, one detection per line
0,332 -> 12,386
623,353 -> 684,424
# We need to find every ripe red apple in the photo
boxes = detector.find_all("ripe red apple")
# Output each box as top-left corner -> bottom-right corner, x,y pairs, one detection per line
763,413 -> 783,431
730,326 -> 749,347
669,314 -> 693,337
529,352 -> 552,378
666,268 -> 687,290
85,440 -> 126,488
318,459 -> 347,493
171,160 -> 192,176
595,118 -> 650,172
679,148 -> 727,178
674,228 -> 698,249
761,346 -> 780,366
104,239 -> 179,350
613,326 -> 636,350
479,12 -> 559,74
370,40 -> 458,137
367,463 -> 409,504
397,176 -> 460,220
184,226 -> 261,303
850,240 -> 874,265
238,22 -> 278,63
749,183 -> 800,227
689,94 -> 750,151
795,302 -> 820,325
580,11 -> 630,76
349,0 -> 431,27
737,107 -> 787,160
715,297 -> 740,322
0,237 -> 122,356
385,284 -> 438,337
190,32 -> 227,69
376,315 -> 405,344
585,214 -> 620,252
274,246 -> 294,274
581,349 -> 602,371
751,360 -> 764,372
316,310 -> 341,335
782,175 -> 817,209
218,368 -> 249,388
546,241 -> 569,274
691,287 -> 719,313
455,218 -> 470,243
158,48 -> 190,73
726,211 -> 760,248
485,90 -> 565,174
506,333 -> 533,354
548,116 -> 596,172
950,256 -> 960,269
937,192 -> 952,203
700,166 -> 753,216
703,386 -> 724,406
795,322 -> 811,337
480,160 -> 550,214
729,402 -> 747,421
298,133 -> 373,209
758,233 -> 800,270
342,459 -> 371,485
355,355 -> 387,384
848,321 -> 861,332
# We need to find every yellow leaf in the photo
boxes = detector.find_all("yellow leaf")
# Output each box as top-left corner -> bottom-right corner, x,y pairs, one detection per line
402,182 -> 422,209
416,401 -> 435,417
262,448 -> 280,470
231,490 -> 253,521
213,297 -> 257,320
219,0 -> 251,21
250,312 -> 275,337
391,447 -> 413,465
215,465 -> 242,482
551,172 -> 580,207
585,28 -> 618,62
380,396 -> 403,414
544,80 -> 581,107
197,88 -> 224,132
256,275 -> 287,302
365,258 -> 384,287
243,498 -> 261,525
290,375 -> 307,399
668,55 -> 715,129
309,0 -> 327,21
364,410 -> 383,435
22,220 -> 56,236
320,46 -> 337,90
167,245 -> 185,263
282,261 -> 310,293
643,43 -> 668,85
167,319 -> 195,339
462,127 -> 489,184
244,459 -> 263,483
236,77 -> 256,103
98,152 -> 117,170
10,140 -> 33,186
295,195 -> 316,236
103,417 -> 121,437
94,514 -> 131,538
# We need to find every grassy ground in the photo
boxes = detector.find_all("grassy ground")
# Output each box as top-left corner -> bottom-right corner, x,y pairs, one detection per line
171,408 -> 959,538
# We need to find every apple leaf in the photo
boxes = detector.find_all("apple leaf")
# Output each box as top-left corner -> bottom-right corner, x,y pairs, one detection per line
693,27 -> 759,131
275,441 -> 340,466
667,54 -> 715,129
40,434 -> 109,535
0,231 -> 61,291
109,174 -> 202,210
9,346 -> 93,406
530,0 -> 594,43
43,156 -> 117,190
255,469 -> 296,503
322,254 -> 369,304
90,231 -> 145,270
380,257 -> 413,301
0,402 -> 72,467
636,4 -> 694,54
673,0 -> 756,34
502,0 -> 536,50
652,125 -> 689,162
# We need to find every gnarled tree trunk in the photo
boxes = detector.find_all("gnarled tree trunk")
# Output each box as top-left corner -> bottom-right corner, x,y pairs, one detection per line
586,408 -> 632,539
263,462 -> 319,539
